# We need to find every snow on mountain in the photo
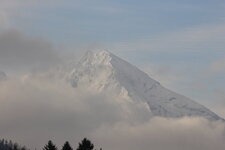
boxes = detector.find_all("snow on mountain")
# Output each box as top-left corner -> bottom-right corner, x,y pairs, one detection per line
68,50 -> 223,121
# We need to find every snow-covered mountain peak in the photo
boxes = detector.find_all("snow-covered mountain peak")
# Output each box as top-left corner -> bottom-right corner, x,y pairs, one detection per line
69,50 -> 116,92
69,50 -> 159,94
68,50 -> 224,121
80,50 -> 113,66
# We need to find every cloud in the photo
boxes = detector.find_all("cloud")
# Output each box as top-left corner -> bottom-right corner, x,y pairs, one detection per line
0,73 -> 224,150
113,23 -> 225,53
0,73 -> 150,149
210,56 -> 225,73
0,71 -> 7,81
0,2 -> 224,150
207,89 -> 225,119
0,0 -> 39,28
93,117 -> 225,150
0,30 -> 61,71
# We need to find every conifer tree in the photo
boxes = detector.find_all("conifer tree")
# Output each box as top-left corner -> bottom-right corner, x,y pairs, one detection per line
13,143 -> 19,150
0,139 -> 28,150
62,141 -> 73,150
43,140 -> 57,150
76,138 -> 94,150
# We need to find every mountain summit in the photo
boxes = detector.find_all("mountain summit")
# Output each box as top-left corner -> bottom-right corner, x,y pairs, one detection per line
68,50 -> 223,121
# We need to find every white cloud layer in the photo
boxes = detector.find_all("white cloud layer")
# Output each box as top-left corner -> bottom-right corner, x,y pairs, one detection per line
0,1 -> 224,150
93,117 -> 225,150
0,74 -> 224,150
0,28 -> 223,149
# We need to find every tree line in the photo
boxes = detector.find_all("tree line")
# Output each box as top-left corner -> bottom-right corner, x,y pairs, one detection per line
0,138 -> 102,150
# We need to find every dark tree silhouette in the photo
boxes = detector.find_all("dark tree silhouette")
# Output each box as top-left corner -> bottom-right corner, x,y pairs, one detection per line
76,138 -> 94,150
43,140 -> 57,150
0,139 -> 29,150
0,138 -> 101,150
62,141 -> 73,150
13,143 -> 19,150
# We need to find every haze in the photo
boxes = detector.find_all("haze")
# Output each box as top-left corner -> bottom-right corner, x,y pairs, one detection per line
0,1 -> 225,150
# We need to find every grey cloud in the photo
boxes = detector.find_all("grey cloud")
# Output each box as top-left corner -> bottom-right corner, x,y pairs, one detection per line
0,30 -> 61,71
0,71 -> 7,80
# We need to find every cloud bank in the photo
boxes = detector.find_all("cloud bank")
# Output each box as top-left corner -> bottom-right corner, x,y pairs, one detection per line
0,30 -> 61,71
94,117 -> 225,150
0,1 -> 224,150
0,73 -> 224,150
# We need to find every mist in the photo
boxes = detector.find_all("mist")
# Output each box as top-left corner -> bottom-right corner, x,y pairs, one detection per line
0,29 -> 224,150
0,73 -> 224,150
0,29 -> 61,72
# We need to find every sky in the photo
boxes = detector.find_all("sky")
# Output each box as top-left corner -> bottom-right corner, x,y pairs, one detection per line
0,0 -> 225,149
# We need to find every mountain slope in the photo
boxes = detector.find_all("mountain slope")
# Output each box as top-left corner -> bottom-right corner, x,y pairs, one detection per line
68,50 -> 223,121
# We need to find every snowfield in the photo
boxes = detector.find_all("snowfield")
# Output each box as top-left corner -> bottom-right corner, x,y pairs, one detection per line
68,50 -> 223,121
